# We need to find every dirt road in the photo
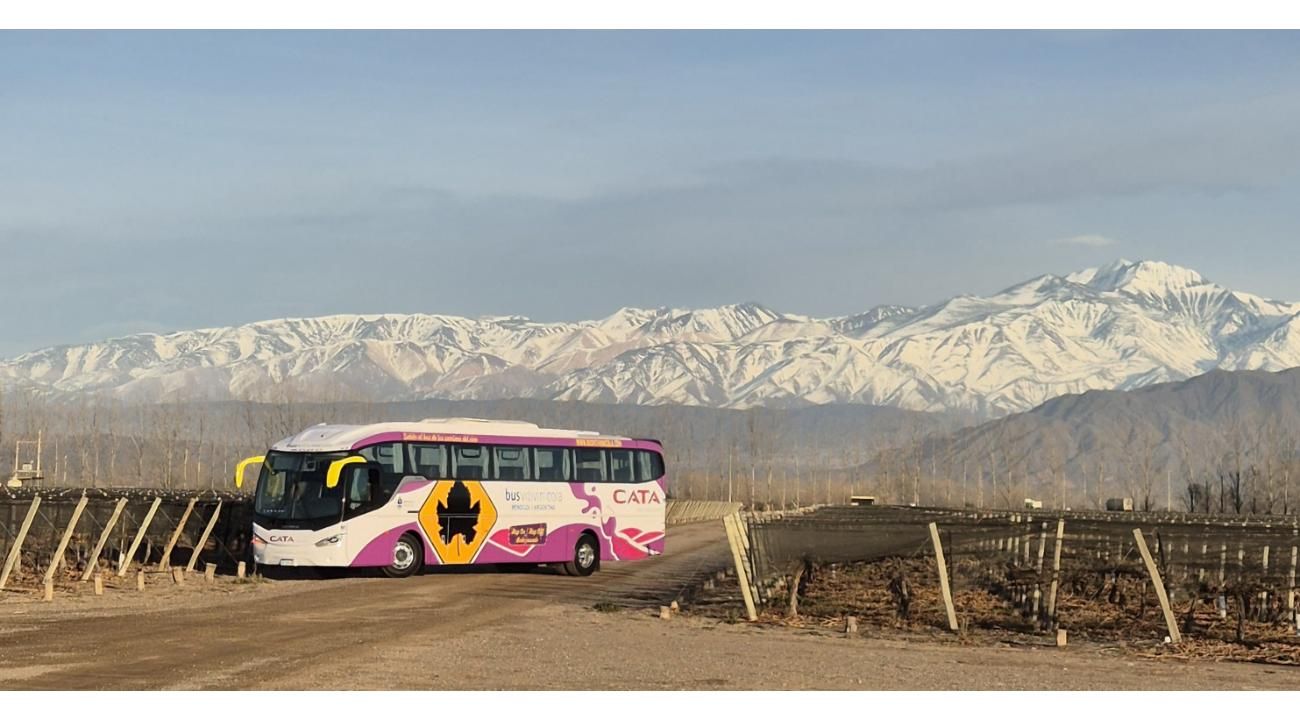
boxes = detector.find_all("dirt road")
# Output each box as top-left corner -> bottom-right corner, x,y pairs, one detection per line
0,521 -> 730,690
2,520 -> 1297,690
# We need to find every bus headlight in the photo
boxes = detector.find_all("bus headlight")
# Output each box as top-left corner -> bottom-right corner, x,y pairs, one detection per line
315,534 -> 343,547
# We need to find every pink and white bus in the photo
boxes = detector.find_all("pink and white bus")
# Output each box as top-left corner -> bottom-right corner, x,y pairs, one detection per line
234,418 -> 667,578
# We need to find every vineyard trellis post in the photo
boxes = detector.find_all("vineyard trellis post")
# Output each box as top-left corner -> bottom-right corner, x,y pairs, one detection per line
927,521 -> 959,633
0,495 -> 41,590
1032,521 -> 1048,617
159,496 -> 197,571
118,497 -> 161,577
186,500 -> 224,573
81,497 -> 128,581
1288,545 -> 1297,618
1261,545 -> 1271,622
722,513 -> 757,622
1021,520 -> 1032,566
1133,527 -> 1181,644
42,494 -> 89,585
1046,518 -> 1065,628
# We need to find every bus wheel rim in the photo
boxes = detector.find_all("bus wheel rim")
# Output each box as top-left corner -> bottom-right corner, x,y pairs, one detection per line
393,542 -> 414,570
577,543 -> 595,568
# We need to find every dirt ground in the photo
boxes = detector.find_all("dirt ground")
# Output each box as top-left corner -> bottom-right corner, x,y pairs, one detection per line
2,521 -> 1298,690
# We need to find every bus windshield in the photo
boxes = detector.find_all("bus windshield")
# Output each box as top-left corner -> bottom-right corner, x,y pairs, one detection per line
254,451 -> 349,527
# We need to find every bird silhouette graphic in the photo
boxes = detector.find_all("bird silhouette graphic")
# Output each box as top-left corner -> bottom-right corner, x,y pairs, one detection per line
437,479 -> 481,545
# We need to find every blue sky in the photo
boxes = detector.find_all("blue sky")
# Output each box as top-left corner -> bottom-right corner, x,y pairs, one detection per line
5,31 -> 1300,357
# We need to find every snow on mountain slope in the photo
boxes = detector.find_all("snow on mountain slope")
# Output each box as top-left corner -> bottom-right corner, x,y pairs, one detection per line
5,259 -> 1300,416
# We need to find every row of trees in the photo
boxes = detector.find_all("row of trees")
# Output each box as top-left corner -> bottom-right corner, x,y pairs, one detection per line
868,413 -> 1300,515
3,384 -> 1298,515
0,386 -> 941,500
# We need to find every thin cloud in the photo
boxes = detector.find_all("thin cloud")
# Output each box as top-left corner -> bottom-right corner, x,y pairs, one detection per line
1055,234 -> 1118,247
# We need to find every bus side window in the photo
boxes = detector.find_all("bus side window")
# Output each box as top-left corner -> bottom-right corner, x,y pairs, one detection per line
636,450 -> 665,482
452,445 -> 489,480
575,449 -> 606,483
344,466 -> 379,517
493,446 -> 530,481
408,443 -> 447,479
357,442 -> 407,500
608,450 -> 634,483
533,446 -> 571,481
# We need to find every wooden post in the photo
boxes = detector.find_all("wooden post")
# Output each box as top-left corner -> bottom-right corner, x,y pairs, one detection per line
722,514 -> 758,621
43,579 -> 54,601
159,497 -> 197,571
1218,543 -> 1227,586
1032,521 -> 1048,617
185,500 -> 223,573
1022,523 -> 1032,565
1046,518 -> 1066,626
236,561 -> 247,579
1288,546 -> 1297,616
0,495 -> 41,591
1035,521 -> 1049,571
43,495 -> 89,585
204,563 -> 217,584
93,573 -> 104,596
1261,546 -> 1271,622
928,522 -> 959,632
1133,528 -> 1181,644
118,498 -> 162,577
735,514 -> 761,601
81,497 -> 129,581
136,570 -> 146,592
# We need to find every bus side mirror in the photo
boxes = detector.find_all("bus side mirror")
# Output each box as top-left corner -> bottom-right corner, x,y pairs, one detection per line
326,456 -> 366,489
234,456 -> 265,489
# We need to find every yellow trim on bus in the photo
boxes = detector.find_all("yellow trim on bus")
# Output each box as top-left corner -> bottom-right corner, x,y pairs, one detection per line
234,456 -> 265,489
326,456 -> 366,489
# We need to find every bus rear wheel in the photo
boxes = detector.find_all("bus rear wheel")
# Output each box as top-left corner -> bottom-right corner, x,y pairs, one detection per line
382,533 -> 423,579
565,534 -> 600,577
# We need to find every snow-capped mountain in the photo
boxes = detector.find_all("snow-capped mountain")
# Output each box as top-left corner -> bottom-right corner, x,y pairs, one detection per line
6,259 -> 1300,417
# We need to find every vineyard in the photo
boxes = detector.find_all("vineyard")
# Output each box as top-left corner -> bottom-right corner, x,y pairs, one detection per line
707,505 -> 1300,664
0,487 -> 252,594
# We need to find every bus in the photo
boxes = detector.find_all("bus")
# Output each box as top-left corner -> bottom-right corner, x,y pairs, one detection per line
233,418 -> 667,578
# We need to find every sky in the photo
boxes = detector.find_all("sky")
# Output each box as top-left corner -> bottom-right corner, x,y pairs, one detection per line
5,31 -> 1300,358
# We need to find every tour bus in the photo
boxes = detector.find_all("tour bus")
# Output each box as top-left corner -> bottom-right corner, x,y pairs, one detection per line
233,418 -> 667,578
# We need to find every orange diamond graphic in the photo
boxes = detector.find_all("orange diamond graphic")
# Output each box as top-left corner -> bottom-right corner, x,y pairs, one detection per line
418,480 -> 497,564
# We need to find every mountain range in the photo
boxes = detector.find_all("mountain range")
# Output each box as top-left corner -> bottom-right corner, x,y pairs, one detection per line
882,367 -> 1300,511
6,259 -> 1300,417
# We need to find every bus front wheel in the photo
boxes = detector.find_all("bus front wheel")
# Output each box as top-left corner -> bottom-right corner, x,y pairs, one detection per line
382,533 -> 423,579
565,534 -> 599,577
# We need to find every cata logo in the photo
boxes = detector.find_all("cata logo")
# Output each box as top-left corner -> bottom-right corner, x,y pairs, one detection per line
613,488 -> 662,505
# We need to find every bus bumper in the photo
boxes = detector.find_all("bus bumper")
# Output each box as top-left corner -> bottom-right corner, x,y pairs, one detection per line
251,526 -> 350,567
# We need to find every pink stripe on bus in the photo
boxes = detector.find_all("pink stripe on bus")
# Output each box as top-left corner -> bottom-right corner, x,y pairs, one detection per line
350,432 -> 663,452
